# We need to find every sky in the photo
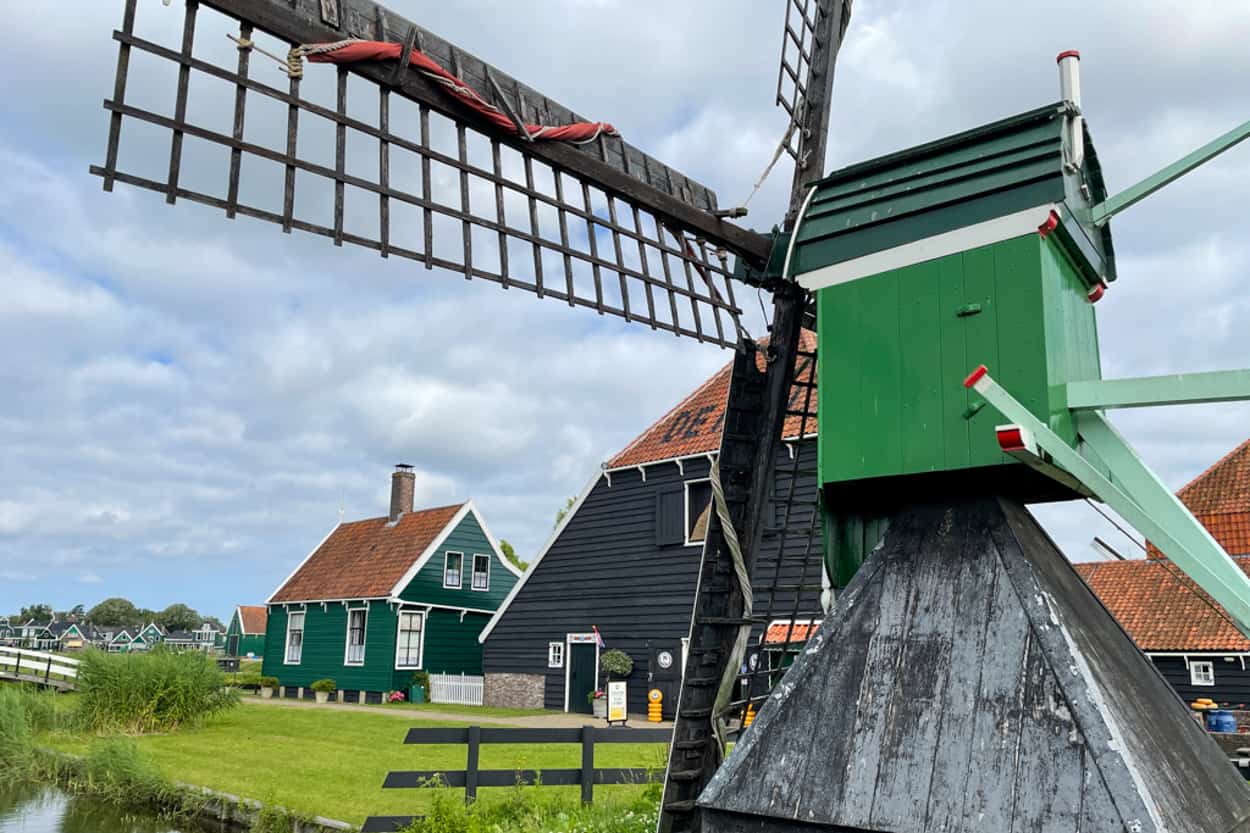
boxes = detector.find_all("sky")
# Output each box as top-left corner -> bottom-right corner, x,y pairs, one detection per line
2,0 -> 1248,622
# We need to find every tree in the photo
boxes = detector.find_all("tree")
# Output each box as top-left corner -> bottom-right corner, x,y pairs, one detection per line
203,615 -> 225,630
157,603 -> 201,632
499,539 -> 528,571
553,496 -> 577,528
19,604 -> 53,622
88,597 -> 140,626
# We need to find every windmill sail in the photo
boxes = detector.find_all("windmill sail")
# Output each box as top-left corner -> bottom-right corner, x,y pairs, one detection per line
93,0 -> 775,347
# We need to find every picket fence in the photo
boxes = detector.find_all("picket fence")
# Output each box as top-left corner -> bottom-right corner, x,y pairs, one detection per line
429,672 -> 484,706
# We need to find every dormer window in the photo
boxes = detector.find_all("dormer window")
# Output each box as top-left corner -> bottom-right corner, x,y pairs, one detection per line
471,554 -> 490,591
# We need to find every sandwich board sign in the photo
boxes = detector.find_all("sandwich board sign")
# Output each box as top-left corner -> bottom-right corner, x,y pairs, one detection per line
607,681 -> 628,725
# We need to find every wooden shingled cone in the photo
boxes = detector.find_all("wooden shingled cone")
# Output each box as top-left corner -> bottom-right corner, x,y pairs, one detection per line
699,497 -> 1250,833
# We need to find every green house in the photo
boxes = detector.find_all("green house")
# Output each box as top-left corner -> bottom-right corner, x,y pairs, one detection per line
262,467 -> 521,702
226,605 -> 268,658
792,103 -> 1113,511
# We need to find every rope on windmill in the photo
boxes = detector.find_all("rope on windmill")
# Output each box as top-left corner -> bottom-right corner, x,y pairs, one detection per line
707,456 -> 754,756
272,38 -> 619,145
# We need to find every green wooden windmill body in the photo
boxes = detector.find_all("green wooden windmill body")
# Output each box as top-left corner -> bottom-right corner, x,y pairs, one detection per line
785,103 -> 1118,581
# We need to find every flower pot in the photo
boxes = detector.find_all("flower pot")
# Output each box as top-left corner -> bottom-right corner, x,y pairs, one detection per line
315,691 -> 330,704
260,687 -> 274,700
592,697 -> 607,718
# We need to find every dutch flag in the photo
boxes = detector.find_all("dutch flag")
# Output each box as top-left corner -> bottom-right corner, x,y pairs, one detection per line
592,625 -> 605,648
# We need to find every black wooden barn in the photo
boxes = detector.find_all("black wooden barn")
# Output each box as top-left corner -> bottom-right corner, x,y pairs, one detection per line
480,334 -> 825,718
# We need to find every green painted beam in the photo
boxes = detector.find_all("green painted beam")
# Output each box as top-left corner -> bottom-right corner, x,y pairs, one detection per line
1065,369 -> 1250,410
966,368 -> 1250,638
1091,114 -> 1250,227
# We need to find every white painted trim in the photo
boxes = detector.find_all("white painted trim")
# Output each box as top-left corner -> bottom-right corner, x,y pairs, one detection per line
394,608 -> 428,670
548,641 -> 564,669
267,595 -> 388,606
603,451 -> 717,475
467,502 -> 524,578
478,469 -> 604,643
563,632 -> 600,713
1190,659 -> 1216,687
795,204 -> 1058,292
385,502 -> 472,598
683,477 -> 712,547
267,521 -> 342,604
343,607 -> 368,666
442,551 -> 464,590
470,553 -> 491,592
283,611 -> 305,665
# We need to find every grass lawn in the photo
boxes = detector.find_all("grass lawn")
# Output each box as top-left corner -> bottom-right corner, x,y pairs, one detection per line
42,699 -> 666,825
373,700 -> 550,719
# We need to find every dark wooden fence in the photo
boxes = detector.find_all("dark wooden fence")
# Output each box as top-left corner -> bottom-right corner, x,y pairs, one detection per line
362,725 -> 671,833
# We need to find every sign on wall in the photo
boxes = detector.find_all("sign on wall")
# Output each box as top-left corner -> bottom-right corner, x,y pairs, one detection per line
607,680 -> 628,724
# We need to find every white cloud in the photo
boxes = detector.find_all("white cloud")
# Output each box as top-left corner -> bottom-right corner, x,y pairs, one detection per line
1,0 -> 1248,615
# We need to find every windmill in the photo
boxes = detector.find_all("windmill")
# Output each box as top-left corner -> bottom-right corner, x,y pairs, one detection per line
88,2 -> 1250,832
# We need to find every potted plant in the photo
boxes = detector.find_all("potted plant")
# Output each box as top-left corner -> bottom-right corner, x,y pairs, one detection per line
589,689 -> 607,718
259,676 -> 278,699
311,678 -> 336,704
409,670 -> 430,704
600,649 -> 634,680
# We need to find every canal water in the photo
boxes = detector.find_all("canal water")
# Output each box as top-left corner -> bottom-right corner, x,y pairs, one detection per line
0,783 -> 187,833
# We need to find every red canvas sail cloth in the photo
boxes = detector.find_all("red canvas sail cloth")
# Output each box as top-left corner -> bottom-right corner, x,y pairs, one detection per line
302,39 -> 619,144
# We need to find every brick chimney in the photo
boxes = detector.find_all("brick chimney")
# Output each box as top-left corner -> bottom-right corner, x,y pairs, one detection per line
389,464 -> 415,522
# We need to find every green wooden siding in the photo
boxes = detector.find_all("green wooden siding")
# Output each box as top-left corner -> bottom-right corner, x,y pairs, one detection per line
817,233 -> 1100,488
396,513 -> 520,610
262,603 -> 495,691
226,611 -> 265,656
792,103 -> 1114,285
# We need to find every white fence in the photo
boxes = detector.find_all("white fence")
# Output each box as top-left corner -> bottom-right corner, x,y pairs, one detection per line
0,645 -> 80,682
429,672 -> 484,706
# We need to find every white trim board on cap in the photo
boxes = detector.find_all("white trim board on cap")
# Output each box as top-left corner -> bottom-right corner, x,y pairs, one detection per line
795,204 -> 1058,292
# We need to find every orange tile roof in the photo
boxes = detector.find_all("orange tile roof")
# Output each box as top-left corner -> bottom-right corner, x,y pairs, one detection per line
1074,557 -> 1250,652
1147,437 -> 1250,559
237,605 -> 267,634
763,620 -> 821,646
609,330 -> 817,468
270,503 -> 465,602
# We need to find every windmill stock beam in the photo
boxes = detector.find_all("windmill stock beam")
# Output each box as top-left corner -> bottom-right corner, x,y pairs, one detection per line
196,0 -> 773,271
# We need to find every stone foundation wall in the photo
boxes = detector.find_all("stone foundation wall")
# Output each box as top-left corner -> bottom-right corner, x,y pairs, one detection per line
484,672 -> 546,710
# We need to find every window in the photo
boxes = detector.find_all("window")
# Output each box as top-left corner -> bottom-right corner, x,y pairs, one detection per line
548,641 -> 564,668
443,552 -> 464,589
472,554 -> 491,591
345,609 -> 367,665
284,612 -> 305,664
685,479 -> 713,545
395,611 -> 425,669
1191,660 -> 1216,687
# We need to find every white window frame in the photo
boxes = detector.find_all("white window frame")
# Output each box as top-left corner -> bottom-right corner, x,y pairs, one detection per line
443,551 -> 464,589
394,609 -> 426,670
471,553 -> 491,592
1190,660 -> 1216,687
684,478 -> 712,547
284,611 -> 305,665
548,641 -> 564,669
344,607 -> 368,666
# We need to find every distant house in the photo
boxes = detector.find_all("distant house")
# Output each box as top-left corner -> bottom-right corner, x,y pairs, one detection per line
192,622 -> 225,653
17,620 -> 57,650
226,605 -> 267,658
54,623 -> 96,652
164,630 -> 197,650
0,619 -> 14,646
1076,437 -> 1250,707
262,466 -> 521,703
480,335 -> 823,717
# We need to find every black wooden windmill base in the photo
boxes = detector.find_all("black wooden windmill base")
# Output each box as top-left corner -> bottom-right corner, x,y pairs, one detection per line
699,497 -> 1250,833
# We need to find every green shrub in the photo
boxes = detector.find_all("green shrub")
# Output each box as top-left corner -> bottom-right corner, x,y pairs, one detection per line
260,676 -> 279,688
310,678 -> 336,694
75,648 -> 239,734
601,649 -> 634,678
225,671 -> 263,688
